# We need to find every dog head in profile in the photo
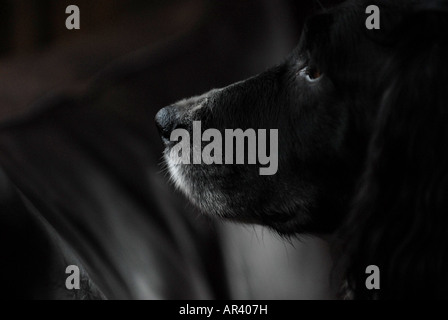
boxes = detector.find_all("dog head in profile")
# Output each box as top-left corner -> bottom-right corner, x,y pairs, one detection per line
156,0 -> 410,235
156,0 -> 448,298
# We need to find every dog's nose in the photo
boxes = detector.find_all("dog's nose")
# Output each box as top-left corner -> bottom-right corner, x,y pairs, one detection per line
155,106 -> 179,142
155,93 -> 211,143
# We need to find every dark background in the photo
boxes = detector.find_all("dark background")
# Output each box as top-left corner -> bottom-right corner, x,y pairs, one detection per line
0,0 -> 162,56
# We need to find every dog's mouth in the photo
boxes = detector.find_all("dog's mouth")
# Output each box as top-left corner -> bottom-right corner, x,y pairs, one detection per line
162,154 -> 238,216
162,149 -> 310,233
155,103 -> 327,234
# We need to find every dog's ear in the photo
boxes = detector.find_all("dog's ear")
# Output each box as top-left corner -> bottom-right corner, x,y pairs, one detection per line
338,6 -> 448,299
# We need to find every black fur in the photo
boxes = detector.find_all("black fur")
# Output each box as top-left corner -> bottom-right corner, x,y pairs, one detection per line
156,0 -> 408,235
156,0 -> 448,298
339,1 -> 448,299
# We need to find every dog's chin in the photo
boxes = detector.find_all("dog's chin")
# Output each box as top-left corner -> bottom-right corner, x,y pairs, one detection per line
165,156 -> 317,235
165,157 -> 228,216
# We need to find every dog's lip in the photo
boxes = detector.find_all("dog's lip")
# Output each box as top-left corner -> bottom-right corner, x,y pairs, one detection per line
159,136 -> 170,145
161,138 -> 181,148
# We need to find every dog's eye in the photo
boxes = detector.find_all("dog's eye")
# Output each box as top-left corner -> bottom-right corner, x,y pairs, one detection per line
307,67 -> 322,80
300,66 -> 322,82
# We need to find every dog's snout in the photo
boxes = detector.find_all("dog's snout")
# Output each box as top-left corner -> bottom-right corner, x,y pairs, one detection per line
155,94 -> 212,143
155,106 -> 180,141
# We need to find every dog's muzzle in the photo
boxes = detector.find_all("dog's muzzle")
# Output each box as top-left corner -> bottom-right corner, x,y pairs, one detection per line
155,92 -> 214,144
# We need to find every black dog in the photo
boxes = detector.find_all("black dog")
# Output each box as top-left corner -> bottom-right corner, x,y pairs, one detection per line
155,0 -> 407,235
156,0 -> 448,299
